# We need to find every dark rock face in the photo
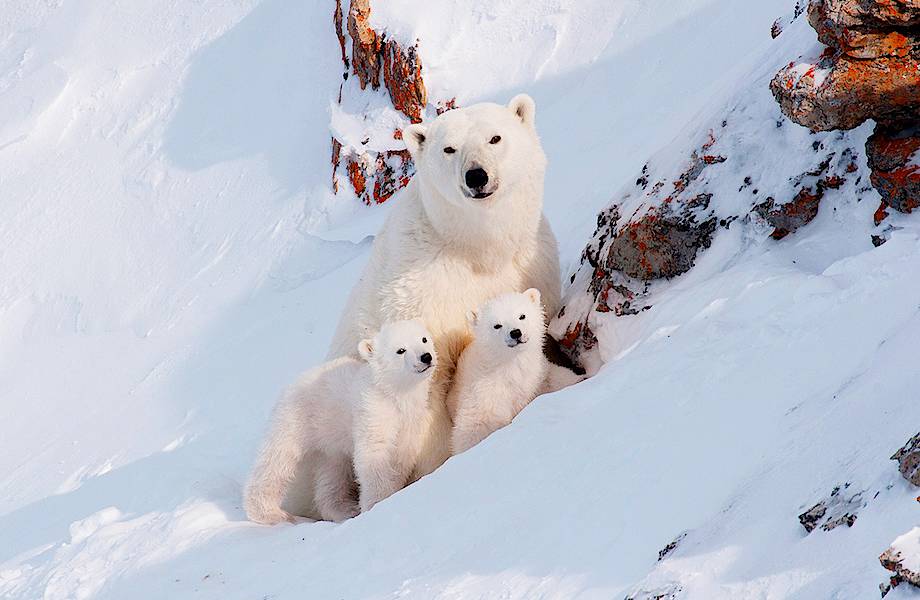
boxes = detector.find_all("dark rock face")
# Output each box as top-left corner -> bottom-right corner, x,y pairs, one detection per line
551,111 -> 867,365
771,0 -> 920,216
891,432 -> 920,486
606,215 -> 717,281
624,584 -> 682,600
657,533 -> 687,561
798,483 -> 865,533
867,123 -> 920,214
754,149 -> 855,239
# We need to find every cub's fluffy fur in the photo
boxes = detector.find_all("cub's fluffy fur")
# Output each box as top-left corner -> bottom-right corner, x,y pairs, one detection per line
449,289 -> 549,454
245,320 -> 436,524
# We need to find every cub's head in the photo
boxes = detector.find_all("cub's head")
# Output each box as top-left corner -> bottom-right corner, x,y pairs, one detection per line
403,94 -> 546,206
358,319 -> 436,388
469,289 -> 546,355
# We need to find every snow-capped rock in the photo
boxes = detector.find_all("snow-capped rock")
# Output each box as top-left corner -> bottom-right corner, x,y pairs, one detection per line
891,432 -> 920,487
880,527 -> 920,596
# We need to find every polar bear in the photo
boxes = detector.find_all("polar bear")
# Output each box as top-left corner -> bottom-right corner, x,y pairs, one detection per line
449,289 -> 548,454
328,94 -> 562,478
245,320 -> 437,525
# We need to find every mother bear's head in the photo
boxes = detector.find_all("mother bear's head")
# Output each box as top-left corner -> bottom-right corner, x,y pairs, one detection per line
402,95 -> 547,212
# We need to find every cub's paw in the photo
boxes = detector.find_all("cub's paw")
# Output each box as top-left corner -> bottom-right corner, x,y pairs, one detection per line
246,505 -> 297,526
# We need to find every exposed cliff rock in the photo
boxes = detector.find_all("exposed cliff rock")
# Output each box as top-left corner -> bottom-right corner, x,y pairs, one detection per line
551,87 -> 871,366
798,483 -> 866,533
330,0 -> 431,205
771,0 -> 920,218
867,123 -> 920,214
892,432 -> 920,486
879,527 -> 920,596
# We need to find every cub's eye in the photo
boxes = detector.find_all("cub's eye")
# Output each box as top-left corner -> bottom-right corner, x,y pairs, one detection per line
443,147 -> 456,154
493,324 -> 502,330
489,135 -> 501,144
396,348 -> 406,355
519,314 -> 526,320
422,337 -> 428,343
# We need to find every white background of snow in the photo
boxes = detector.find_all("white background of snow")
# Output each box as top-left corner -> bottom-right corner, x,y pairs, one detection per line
1,1 -> 919,599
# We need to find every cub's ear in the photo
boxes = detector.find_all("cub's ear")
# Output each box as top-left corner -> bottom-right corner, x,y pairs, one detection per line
466,310 -> 478,326
508,94 -> 536,128
403,124 -> 427,156
524,288 -> 541,306
357,339 -> 374,361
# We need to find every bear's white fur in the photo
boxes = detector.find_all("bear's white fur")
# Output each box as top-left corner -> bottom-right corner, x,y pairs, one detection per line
449,289 -> 548,454
328,95 -> 562,478
245,320 -> 436,524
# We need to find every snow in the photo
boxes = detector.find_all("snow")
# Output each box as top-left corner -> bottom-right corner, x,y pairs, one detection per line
2,1 -> 919,599
891,528 -> 920,574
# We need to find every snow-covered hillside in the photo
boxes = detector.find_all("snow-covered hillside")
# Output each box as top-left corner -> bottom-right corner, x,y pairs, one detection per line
1,1 -> 918,599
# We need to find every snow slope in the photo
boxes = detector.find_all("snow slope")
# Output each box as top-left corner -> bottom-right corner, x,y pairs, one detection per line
1,1 -> 918,599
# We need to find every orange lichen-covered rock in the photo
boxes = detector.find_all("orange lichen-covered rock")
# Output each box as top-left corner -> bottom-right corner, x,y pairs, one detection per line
867,122 -> 920,213
771,51 -> 920,131
382,39 -> 427,123
605,213 -> 717,280
773,1 -> 920,132
347,0 -> 381,90
809,0 -> 920,34
331,0 -> 432,204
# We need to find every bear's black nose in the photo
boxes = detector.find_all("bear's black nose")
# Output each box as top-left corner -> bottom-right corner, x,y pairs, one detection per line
465,168 -> 489,189
509,329 -> 522,340
420,352 -> 432,364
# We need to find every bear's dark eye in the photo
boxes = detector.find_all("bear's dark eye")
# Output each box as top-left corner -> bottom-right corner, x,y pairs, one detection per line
443,146 -> 456,154
489,135 -> 501,144
519,314 -> 526,320
396,348 -> 406,355
422,337 -> 427,343
493,324 -> 502,330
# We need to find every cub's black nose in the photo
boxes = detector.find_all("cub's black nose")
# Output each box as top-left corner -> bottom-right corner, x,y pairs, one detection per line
509,329 -> 522,340
465,168 -> 489,189
420,352 -> 432,364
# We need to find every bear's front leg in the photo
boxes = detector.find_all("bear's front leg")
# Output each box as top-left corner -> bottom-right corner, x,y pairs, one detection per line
451,409 -> 509,455
354,434 -> 404,513
410,371 -> 453,480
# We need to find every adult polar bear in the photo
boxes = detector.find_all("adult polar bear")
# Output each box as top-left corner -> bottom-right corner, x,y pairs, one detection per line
328,94 -> 561,478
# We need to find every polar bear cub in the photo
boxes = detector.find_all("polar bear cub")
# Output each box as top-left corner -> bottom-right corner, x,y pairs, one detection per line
245,320 -> 436,525
449,289 -> 549,454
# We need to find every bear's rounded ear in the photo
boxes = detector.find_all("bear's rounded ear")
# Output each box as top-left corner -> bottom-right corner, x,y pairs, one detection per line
403,124 -> 427,156
357,339 -> 374,361
466,310 -> 478,326
508,94 -> 536,128
524,288 -> 541,306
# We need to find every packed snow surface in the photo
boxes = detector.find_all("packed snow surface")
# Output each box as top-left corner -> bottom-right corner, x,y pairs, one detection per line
891,528 -> 920,574
2,1 -> 919,599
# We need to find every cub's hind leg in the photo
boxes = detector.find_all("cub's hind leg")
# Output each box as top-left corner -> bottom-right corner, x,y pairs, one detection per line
314,453 -> 359,522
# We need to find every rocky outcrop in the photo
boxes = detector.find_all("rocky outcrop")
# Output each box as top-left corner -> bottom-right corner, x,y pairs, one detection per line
330,0 -> 431,205
771,0 -> 920,217
880,527 -> 920,596
867,123 -> 920,214
624,584 -> 682,600
892,432 -> 920,486
551,114 -> 866,365
798,483 -> 865,533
